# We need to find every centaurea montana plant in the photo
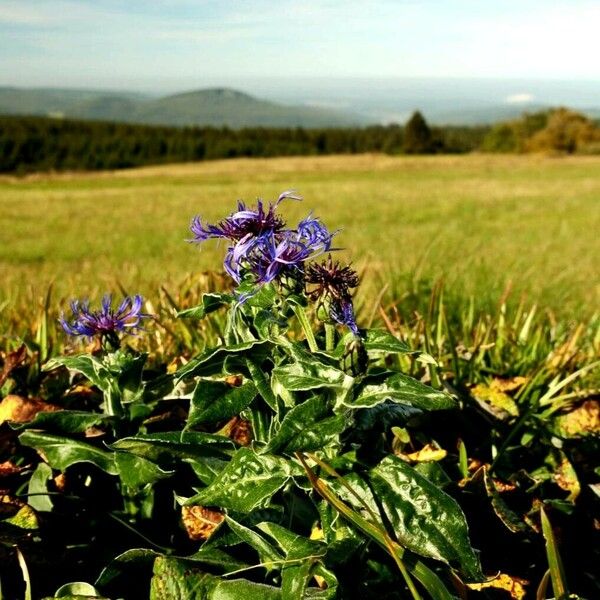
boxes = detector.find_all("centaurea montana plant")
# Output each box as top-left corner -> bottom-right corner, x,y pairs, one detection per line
189,191 -> 362,360
30,191 -> 485,599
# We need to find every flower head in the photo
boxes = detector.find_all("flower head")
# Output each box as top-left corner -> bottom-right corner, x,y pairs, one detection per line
189,190 -> 301,244
60,294 -> 149,347
306,256 -> 361,335
190,192 -> 334,290
306,255 -> 359,302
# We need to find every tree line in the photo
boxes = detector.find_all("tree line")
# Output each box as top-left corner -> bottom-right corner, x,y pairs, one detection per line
0,113 -> 487,174
1,108 -> 598,174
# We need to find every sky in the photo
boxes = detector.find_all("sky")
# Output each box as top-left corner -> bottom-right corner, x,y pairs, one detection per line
1,0 -> 599,92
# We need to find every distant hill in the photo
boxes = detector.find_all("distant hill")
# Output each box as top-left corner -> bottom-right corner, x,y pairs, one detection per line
0,86 -> 364,128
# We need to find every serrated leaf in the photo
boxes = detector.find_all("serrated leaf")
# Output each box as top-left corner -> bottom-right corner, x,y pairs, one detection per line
349,373 -> 456,411
188,380 -> 257,427
186,447 -> 302,513
19,431 -> 117,475
264,396 -> 348,454
370,455 -> 482,581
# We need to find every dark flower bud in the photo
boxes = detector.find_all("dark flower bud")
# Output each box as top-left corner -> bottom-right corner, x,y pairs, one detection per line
341,336 -> 368,377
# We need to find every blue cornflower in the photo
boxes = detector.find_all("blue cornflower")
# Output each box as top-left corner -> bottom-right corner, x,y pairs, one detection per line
189,190 -> 301,244
60,294 -> 149,345
191,191 -> 335,289
296,213 -> 334,252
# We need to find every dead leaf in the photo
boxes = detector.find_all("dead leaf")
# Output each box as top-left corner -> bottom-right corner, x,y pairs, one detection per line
471,382 -> 519,419
554,456 -> 580,502
54,473 -> 67,493
398,442 -> 447,463
490,377 -> 528,393
467,573 -> 528,599
218,416 -> 253,446
0,345 -> 28,388
225,374 -> 243,387
554,400 -> 600,438
0,460 -> 23,478
181,505 -> 224,541
0,395 -> 62,425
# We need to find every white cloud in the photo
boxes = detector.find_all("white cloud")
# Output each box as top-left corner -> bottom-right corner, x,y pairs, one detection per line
506,93 -> 534,104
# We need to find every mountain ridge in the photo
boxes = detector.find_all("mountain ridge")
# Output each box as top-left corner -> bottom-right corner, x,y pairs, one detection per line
0,86 -> 364,128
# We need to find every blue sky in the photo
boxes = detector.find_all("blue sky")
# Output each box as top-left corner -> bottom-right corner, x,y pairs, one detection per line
1,0 -> 599,91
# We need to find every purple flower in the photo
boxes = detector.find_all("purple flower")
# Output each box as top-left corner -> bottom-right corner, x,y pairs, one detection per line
60,294 -> 149,342
330,299 -> 360,336
189,191 -> 302,244
296,213 -> 334,252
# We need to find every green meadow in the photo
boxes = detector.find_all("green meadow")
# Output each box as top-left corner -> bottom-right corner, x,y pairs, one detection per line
2,153 -> 599,320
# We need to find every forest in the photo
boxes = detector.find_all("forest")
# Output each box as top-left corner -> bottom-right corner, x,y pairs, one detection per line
1,108 -> 599,174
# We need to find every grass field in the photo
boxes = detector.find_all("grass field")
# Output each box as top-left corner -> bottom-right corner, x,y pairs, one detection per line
1,153 -> 599,322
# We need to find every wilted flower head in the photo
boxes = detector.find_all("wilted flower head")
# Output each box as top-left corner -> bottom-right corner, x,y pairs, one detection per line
306,255 -> 359,302
60,294 -> 148,347
306,256 -> 361,335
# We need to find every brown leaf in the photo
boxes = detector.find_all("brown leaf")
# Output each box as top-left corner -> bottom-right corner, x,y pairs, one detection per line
54,473 -> 67,493
225,374 -> 243,387
0,460 -> 24,478
0,395 -> 62,425
0,345 -> 28,388
181,505 -> 224,541
554,456 -> 580,502
218,416 -> 253,446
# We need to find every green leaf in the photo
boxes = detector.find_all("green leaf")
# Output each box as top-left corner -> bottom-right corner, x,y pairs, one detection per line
149,556 -> 281,600
175,341 -> 271,381
186,447 -> 302,513
188,380 -> 257,427
177,293 -> 232,319
370,455 -> 483,581
11,411 -> 112,434
44,354 -> 110,390
96,548 -> 159,588
54,581 -> 105,598
26,462 -> 54,512
224,517 -> 283,566
363,329 -> 413,354
111,432 -> 234,463
114,452 -> 173,488
19,431 -> 118,475
264,396 -> 348,454
257,522 -> 329,599
272,361 -> 353,392
349,373 -> 456,411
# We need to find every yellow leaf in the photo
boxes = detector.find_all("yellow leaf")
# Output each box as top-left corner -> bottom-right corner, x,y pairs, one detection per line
555,400 -> 600,438
471,383 -> 519,419
0,394 -> 61,425
399,443 -> 447,463
554,456 -> 580,502
467,573 -> 528,599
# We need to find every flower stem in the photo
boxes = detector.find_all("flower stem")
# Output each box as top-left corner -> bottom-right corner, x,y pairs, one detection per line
325,322 -> 335,352
293,305 -> 318,353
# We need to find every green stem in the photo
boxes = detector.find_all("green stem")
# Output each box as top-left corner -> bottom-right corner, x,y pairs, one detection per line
325,323 -> 335,352
293,305 -> 318,353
